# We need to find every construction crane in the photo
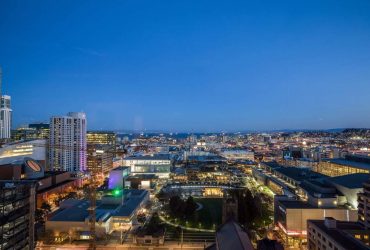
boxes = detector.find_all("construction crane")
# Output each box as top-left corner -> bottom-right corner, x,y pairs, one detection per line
87,178 -> 97,250
18,141 -> 158,248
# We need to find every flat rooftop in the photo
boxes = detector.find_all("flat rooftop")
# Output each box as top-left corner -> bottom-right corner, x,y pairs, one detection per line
115,189 -> 148,217
262,161 -> 282,169
327,173 -> 370,189
299,181 -> 339,198
278,200 -> 316,209
125,154 -> 170,161
49,200 -> 90,222
324,158 -> 370,171
112,166 -> 130,171
48,189 -> 149,222
309,220 -> 369,250
275,167 -> 327,182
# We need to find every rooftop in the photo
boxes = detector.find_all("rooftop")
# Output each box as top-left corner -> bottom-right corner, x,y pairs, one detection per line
278,200 -> 316,209
327,173 -> 370,189
125,154 -> 171,161
115,189 -> 148,217
213,219 -> 254,250
111,166 -> 130,171
48,189 -> 149,222
49,200 -> 90,222
309,219 -> 369,250
324,158 -> 370,171
262,161 -> 282,169
275,166 -> 327,182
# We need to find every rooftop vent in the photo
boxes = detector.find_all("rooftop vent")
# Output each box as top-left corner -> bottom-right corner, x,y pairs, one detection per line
324,217 -> 337,229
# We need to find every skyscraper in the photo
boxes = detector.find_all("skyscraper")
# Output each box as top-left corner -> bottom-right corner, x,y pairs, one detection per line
49,112 -> 87,173
0,95 -> 12,139
0,67 -> 12,140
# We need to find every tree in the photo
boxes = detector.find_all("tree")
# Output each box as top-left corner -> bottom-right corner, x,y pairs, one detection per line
168,195 -> 197,218
35,209 -> 45,224
169,195 -> 183,216
41,202 -> 52,213
228,189 -> 268,229
145,213 -> 164,235
137,213 -> 146,224
184,196 -> 197,216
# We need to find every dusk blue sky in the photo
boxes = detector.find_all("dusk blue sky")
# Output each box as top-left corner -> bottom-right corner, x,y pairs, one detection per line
1,0 -> 370,132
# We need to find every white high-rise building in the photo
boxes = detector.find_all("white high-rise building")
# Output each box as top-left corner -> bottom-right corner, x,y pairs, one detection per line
0,95 -> 12,139
49,112 -> 87,173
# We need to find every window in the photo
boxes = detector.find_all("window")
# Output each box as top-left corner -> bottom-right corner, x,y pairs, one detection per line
355,234 -> 361,239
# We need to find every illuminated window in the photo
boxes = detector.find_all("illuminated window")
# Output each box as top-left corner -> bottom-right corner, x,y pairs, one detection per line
355,234 -> 361,239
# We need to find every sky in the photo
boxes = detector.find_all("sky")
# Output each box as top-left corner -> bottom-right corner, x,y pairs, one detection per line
1,0 -> 370,132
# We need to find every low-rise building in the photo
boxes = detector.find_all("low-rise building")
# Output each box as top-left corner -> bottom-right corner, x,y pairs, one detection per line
0,139 -> 47,166
274,196 -> 358,247
219,149 -> 254,161
45,189 -> 149,242
122,154 -> 171,178
318,155 -> 370,177
108,166 -> 130,189
0,158 -> 82,208
307,218 -> 370,250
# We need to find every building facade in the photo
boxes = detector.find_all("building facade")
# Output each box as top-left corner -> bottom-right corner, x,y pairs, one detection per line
0,95 -> 12,139
49,112 -> 87,173
0,180 -> 37,250
87,131 -> 116,146
122,154 -> 171,178
307,218 -> 370,250
87,144 -> 113,176
11,123 -> 50,141
358,178 -> 370,229
274,196 -> 358,247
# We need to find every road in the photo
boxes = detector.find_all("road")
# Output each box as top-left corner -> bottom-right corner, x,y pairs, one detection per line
36,242 -> 211,250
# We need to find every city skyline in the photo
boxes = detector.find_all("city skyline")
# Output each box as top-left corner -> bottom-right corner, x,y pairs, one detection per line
1,0 -> 370,131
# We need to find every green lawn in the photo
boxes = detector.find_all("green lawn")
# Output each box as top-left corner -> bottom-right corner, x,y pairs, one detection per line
168,198 -> 223,230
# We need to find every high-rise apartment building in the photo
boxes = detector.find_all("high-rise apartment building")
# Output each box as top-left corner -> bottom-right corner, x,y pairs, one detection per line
0,180 -> 37,250
49,112 -> 87,173
0,95 -> 12,139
